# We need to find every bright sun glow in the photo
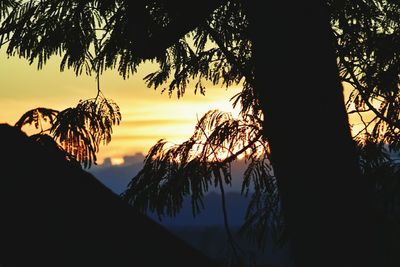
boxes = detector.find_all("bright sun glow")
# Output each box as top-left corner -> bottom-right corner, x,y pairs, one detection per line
97,87 -> 242,162
110,158 -> 125,165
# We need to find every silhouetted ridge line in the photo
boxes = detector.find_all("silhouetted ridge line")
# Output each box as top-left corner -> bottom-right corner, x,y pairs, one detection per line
0,124 -> 220,267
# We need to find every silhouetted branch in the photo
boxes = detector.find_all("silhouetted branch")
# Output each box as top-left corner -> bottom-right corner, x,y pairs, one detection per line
348,109 -> 372,114
353,116 -> 378,139
204,21 -> 253,83
218,132 -> 262,166
340,56 -> 400,130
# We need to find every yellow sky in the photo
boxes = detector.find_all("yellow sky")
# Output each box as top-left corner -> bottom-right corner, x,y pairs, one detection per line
0,51 -> 241,164
1,49 -> 372,166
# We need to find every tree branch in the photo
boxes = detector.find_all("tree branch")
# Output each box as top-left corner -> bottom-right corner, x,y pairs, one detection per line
340,56 -> 400,129
203,21 -> 253,83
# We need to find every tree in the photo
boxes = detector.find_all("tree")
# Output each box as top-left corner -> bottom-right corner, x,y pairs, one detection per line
1,1 -> 400,266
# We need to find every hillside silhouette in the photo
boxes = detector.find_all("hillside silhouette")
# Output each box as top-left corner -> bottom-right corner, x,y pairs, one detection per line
0,124 -> 220,267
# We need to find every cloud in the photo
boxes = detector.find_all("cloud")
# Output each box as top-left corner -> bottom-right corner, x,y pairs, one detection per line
89,153 -> 146,194
122,153 -> 145,165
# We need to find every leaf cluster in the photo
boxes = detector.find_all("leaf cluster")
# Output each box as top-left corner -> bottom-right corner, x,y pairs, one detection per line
122,109 -> 282,247
330,0 -> 400,149
142,1 -> 252,98
14,96 -> 121,168
356,135 -> 400,221
0,0 -> 19,22
0,0 -> 105,74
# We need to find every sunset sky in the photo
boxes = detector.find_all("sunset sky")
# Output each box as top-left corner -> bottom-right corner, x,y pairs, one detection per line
0,51 -> 241,164
0,48 -> 370,167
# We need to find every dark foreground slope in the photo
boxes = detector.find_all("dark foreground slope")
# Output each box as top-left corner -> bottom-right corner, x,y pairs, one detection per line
0,124 -> 220,267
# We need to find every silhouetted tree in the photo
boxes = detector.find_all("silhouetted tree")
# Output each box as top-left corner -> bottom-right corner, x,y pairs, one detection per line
1,1 -> 400,266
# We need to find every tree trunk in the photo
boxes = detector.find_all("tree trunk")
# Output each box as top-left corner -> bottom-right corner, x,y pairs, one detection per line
245,2 -> 376,266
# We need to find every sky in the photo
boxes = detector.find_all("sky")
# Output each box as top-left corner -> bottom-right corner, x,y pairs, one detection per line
0,48 -> 373,167
0,51 -> 241,164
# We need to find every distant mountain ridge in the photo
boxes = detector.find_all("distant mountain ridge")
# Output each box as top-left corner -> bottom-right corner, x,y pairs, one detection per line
90,154 -> 248,194
149,191 -> 250,227
90,156 -> 252,226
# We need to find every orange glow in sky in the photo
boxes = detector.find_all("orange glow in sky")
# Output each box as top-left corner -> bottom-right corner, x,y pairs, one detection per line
0,51 -> 241,164
1,50 -> 368,166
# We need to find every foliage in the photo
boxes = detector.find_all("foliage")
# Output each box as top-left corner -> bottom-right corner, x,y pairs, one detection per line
122,108 -> 283,250
2,0 -> 398,145
14,96 -> 121,168
0,0 -> 101,73
356,135 -> 400,220
15,107 -> 59,129
2,0 -> 400,262
0,0 -> 19,21
122,109 -> 264,215
121,0 -> 400,253
329,0 -> 400,149
3,0 -> 121,168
